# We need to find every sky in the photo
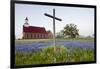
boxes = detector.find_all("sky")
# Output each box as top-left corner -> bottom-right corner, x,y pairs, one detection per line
15,3 -> 94,39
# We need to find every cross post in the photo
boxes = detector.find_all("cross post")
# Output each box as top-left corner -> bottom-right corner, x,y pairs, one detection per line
53,9 -> 56,47
44,8 -> 62,63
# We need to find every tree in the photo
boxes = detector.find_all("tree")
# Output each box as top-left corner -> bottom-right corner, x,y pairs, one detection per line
62,24 -> 79,38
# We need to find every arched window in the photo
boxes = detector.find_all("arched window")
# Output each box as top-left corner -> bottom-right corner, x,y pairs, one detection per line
42,34 -> 44,38
35,34 -> 37,39
27,33 -> 28,39
31,33 -> 32,39
33,34 -> 35,39
32,33 -> 34,38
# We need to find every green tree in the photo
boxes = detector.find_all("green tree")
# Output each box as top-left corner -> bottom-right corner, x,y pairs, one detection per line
62,24 -> 79,38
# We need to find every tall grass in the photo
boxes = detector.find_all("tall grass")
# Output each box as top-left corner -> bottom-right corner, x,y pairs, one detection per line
15,46 -> 94,65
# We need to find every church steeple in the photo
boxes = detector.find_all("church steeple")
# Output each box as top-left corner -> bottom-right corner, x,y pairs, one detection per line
25,17 -> 28,23
23,17 -> 29,27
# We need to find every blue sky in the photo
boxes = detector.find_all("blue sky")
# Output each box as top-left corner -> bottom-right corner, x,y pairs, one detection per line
15,4 -> 94,38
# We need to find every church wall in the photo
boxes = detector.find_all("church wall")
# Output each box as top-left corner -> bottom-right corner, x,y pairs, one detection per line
23,32 -> 49,39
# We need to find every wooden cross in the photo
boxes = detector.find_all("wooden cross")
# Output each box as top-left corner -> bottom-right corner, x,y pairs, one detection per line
44,8 -> 62,47
44,9 -> 62,63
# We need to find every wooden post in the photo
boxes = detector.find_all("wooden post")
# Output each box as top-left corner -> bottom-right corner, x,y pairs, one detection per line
44,8 -> 62,63
53,9 -> 56,47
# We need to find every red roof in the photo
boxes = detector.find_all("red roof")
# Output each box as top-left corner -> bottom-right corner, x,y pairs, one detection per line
23,26 -> 47,34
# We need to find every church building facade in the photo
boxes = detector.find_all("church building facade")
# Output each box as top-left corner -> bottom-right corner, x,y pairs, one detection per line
23,17 -> 53,39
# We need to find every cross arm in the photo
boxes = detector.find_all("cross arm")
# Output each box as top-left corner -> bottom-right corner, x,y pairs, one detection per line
44,13 -> 62,21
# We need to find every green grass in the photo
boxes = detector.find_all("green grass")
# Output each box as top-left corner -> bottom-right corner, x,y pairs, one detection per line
15,37 -> 94,45
57,37 -> 94,42
15,46 -> 94,65
15,39 -> 53,45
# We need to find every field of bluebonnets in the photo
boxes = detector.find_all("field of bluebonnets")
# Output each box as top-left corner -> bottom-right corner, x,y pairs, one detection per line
15,38 -> 95,65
